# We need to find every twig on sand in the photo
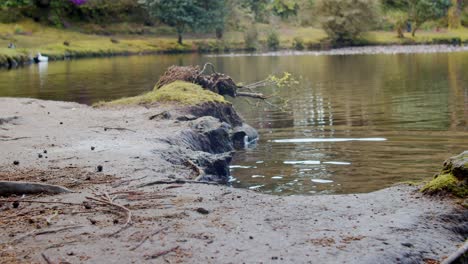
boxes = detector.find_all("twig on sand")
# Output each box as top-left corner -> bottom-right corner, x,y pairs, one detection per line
11,225 -> 83,244
0,181 -> 71,197
130,227 -> 170,251
145,246 -> 180,259
41,253 -> 54,264
0,137 -> 30,141
89,126 -> 136,133
86,193 -> 132,236
137,179 -> 220,188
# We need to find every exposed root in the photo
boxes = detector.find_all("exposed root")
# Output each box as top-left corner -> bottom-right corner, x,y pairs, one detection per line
130,227 -> 169,251
11,225 -> 83,244
0,181 -> 72,197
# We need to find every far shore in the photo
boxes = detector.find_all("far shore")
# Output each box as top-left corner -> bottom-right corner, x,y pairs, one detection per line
2,43 -> 468,70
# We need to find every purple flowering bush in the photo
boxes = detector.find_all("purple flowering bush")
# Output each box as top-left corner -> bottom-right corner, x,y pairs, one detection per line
70,0 -> 87,5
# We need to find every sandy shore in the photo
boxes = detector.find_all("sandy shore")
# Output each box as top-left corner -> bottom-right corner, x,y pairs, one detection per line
0,98 -> 466,263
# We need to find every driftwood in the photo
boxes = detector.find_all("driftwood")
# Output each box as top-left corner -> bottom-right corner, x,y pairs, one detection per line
0,181 -> 71,197
156,63 -> 262,98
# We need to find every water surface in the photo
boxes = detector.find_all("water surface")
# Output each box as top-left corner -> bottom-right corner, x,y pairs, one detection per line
1,51 -> 467,195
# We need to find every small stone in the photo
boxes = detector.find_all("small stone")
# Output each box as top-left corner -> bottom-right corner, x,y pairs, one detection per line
12,201 -> 20,208
38,154 -> 43,158
91,146 -> 95,151
66,251 -> 75,256
59,122 -> 63,125
83,201 -> 92,209
88,218 -> 97,225
272,256 -> 278,260
196,208 -> 210,215
113,219 -> 119,224
97,165 -> 103,172
13,160 -> 20,165
249,236 -> 254,240
43,150 -> 47,154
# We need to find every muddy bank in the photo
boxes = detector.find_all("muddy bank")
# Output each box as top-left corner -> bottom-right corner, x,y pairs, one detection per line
0,98 -> 466,263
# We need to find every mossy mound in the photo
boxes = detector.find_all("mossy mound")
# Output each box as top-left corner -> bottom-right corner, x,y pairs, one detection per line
421,173 -> 467,198
421,151 -> 468,198
96,81 -> 227,107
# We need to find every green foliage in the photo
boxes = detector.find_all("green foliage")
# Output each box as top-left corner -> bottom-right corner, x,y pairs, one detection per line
266,30 -> 280,50
240,0 -> 269,22
140,0 -> 226,44
271,0 -> 299,19
292,36 -> 305,50
316,0 -> 378,43
0,0 -> 32,8
407,0 -> 451,36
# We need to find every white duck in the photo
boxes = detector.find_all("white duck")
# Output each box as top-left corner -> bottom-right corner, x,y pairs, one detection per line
34,53 -> 49,63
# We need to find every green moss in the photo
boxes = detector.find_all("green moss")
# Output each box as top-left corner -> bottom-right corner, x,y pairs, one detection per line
421,173 -> 468,198
96,81 -> 227,107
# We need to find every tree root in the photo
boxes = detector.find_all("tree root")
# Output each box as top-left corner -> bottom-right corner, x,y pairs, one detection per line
145,246 -> 180,259
86,192 -> 132,236
0,181 -> 71,197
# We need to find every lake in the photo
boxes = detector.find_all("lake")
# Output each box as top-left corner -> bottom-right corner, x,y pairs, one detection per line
1,50 -> 467,195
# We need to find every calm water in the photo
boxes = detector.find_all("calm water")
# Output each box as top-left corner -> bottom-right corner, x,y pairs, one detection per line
1,52 -> 467,195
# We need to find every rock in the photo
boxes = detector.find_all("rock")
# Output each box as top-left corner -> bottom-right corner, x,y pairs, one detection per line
13,161 -> 19,165
232,124 -> 259,149
97,165 -> 103,172
443,151 -> 468,180
196,208 -> 210,215
187,102 -> 243,127
188,116 -> 233,154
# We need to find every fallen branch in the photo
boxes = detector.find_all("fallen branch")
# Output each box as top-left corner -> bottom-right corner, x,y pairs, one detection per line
236,91 -> 268,100
145,246 -> 179,259
441,240 -> 468,264
137,179 -> 221,188
0,181 -> 71,197
0,199 -> 82,206
0,137 -> 30,142
130,227 -> 169,251
11,225 -> 83,244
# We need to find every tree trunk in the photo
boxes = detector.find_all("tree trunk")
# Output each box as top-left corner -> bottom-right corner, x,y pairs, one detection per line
178,33 -> 183,45
411,24 -> 419,37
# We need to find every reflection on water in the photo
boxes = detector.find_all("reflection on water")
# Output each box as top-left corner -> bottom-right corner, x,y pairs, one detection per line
0,52 -> 467,195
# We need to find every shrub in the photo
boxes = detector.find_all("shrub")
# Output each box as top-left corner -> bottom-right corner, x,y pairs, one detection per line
316,0 -> 378,43
266,30 -> 280,50
292,37 -> 304,50
244,26 -> 259,50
